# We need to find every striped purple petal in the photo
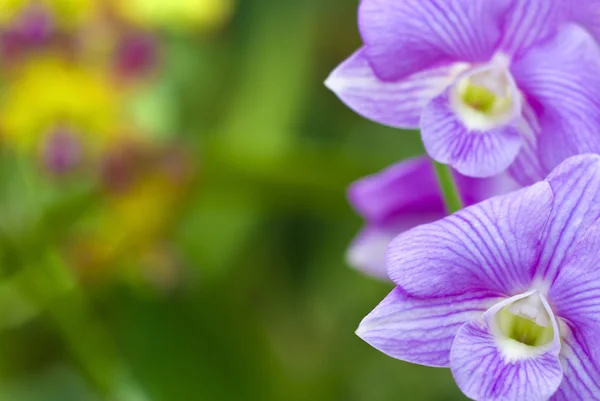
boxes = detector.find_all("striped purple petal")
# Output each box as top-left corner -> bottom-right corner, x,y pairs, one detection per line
551,328 -> 600,400
420,89 -> 523,177
507,106 -> 546,185
347,157 -> 519,279
497,0 -> 565,56
357,288 -> 492,367
511,25 -> 600,175
550,220 -> 600,330
325,49 -> 467,129
387,181 -> 553,298
357,0 -> 508,81
537,154 -> 600,283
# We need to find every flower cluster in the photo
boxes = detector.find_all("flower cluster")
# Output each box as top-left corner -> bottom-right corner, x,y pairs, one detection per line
0,0 -> 230,287
67,141 -> 195,288
0,0 -> 159,175
328,1 -> 600,399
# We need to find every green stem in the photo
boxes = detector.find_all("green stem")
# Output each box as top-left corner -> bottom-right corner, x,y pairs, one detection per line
16,252 -> 151,401
433,162 -> 464,214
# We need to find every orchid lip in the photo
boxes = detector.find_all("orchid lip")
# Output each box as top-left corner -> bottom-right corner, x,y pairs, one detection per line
488,290 -> 560,362
450,54 -> 522,131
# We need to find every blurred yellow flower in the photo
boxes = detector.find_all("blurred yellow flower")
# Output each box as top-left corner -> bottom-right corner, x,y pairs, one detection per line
115,0 -> 234,32
68,142 -> 194,284
0,57 -> 123,158
0,0 -> 96,29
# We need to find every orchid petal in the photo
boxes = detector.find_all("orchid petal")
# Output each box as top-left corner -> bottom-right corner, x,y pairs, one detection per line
551,328 -> 600,401
550,220 -> 600,329
347,156 -> 444,226
451,320 -> 563,401
387,181 -> 553,298
567,0 -> 600,42
498,0 -> 565,56
507,106 -> 546,186
347,157 -> 519,280
347,227 -> 399,280
420,89 -> 523,177
511,25 -> 600,174
358,0 -> 509,81
357,288 -> 492,367
325,49 -> 467,129
538,154 -> 600,283
451,291 -> 562,401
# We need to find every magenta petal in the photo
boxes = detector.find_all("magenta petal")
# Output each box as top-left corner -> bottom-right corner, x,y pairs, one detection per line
387,181 -> 553,298
420,90 -> 523,177
325,49 -> 465,129
358,0 -> 508,81
451,321 -> 563,401
356,288 -> 491,367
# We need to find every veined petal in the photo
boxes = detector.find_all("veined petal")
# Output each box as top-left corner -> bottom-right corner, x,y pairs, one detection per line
511,24 -> 600,174
347,156 -> 519,225
538,154 -> 600,283
451,321 -> 563,401
358,0 -> 509,80
325,49 -> 468,129
551,328 -> 600,401
347,157 -> 519,280
421,89 -> 523,177
498,0 -> 565,56
508,106 -> 546,186
387,182 -> 553,298
549,220 -> 600,329
356,288 -> 493,367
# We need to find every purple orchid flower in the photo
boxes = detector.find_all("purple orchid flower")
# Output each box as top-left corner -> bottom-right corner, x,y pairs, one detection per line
326,0 -> 600,183
347,156 -> 518,279
357,154 -> 600,400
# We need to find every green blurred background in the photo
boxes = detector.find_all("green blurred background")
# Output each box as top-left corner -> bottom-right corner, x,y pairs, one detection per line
0,0 -> 467,400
